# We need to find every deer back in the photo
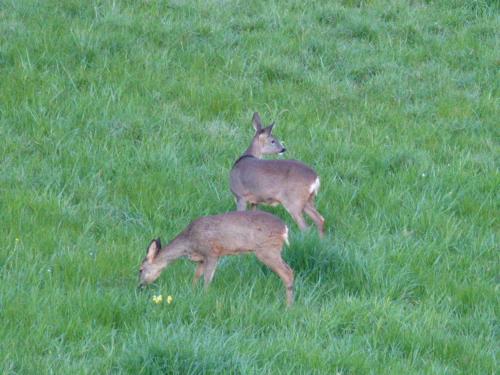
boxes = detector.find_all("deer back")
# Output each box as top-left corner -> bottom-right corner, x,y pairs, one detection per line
185,210 -> 288,257
230,157 -> 318,204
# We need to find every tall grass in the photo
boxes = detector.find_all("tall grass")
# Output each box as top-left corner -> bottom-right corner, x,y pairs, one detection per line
1,0 -> 498,373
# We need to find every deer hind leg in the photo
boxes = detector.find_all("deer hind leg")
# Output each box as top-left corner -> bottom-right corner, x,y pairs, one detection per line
292,211 -> 308,232
282,200 -> 308,232
202,256 -> 219,289
255,250 -> 294,307
192,261 -> 205,286
304,198 -> 325,238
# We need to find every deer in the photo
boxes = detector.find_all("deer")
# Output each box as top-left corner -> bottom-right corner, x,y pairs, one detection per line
138,210 -> 294,306
230,112 -> 325,237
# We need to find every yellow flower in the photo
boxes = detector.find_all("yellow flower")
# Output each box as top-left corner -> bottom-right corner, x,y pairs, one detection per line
167,295 -> 173,304
152,295 -> 163,304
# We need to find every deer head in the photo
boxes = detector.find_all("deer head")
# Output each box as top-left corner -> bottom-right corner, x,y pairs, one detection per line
138,238 -> 164,287
249,112 -> 286,157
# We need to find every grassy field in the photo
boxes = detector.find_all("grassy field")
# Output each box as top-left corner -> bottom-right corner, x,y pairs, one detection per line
1,0 -> 498,373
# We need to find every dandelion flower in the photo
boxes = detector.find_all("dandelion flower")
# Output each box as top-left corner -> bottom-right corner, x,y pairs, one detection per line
167,295 -> 173,304
152,295 -> 163,304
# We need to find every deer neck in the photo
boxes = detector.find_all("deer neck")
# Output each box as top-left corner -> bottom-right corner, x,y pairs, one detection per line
155,235 -> 190,265
243,136 -> 263,159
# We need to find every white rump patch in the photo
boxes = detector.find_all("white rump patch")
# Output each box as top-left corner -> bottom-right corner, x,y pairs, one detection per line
283,226 -> 289,246
309,177 -> 320,195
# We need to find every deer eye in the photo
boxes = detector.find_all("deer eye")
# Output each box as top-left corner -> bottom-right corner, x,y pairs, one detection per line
271,140 -> 275,144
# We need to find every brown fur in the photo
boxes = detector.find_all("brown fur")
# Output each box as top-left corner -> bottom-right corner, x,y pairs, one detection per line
138,210 -> 294,306
230,112 -> 325,237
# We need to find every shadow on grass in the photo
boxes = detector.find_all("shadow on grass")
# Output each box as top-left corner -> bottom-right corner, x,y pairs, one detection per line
282,232 -> 370,296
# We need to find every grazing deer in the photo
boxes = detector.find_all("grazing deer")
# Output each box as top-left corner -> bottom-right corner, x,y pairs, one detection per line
138,210 -> 294,306
230,112 -> 325,237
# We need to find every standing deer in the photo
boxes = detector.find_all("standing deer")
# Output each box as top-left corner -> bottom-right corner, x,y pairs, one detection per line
230,112 -> 325,237
138,210 -> 294,306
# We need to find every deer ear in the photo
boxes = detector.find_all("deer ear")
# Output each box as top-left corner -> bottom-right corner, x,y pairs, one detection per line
146,239 -> 160,262
252,112 -> 262,132
264,122 -> 275,135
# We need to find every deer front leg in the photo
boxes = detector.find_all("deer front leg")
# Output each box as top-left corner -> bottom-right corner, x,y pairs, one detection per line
203,257 -> 219,289
192,261 -> 205,286
236,197 -> 247,211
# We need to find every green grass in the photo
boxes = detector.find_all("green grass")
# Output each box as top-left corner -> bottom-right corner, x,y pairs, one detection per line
1,0 -> 498,373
